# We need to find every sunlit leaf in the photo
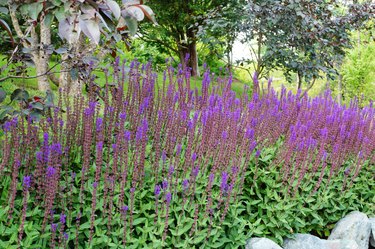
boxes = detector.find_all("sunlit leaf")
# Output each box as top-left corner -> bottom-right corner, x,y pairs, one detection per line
79,17 -> 101,44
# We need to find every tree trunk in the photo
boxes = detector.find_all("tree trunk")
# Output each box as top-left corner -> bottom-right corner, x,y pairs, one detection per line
177,30 -> 200,77
37,16 -> 52,91
60,34 -> 89,95
9,5 -> 51,91
297,71 -> 303,90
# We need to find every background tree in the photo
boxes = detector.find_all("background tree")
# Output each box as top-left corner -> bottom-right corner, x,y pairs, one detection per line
139,0 -> 241,77
197,0 -> 246,72
240,0 -> 374,90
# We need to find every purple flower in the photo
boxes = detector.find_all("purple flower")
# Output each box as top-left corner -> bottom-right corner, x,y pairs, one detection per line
255,150 -> 261,158
23,175 -> 31,189
46,167 -> 56,178
130,187 -> 135,193
60,213 -> 66,224
191,153 -> 197,162
221,172 -> 229,193
92,182 -> 98,188
192,166 -> 200,177
182,179 -> 189,191
231,166 -> 239,175
51,223 -> 58,232
165,192 -> 172,204
245,128 -> 255,140
71,172 -> 76,179
176,144 -> 182,156
96,118 -> 103,132
63,232 -> 68,241
168,166 -> 175,175
119,112 -> 127,120
162,150 -> 167,163
121,205 -> 129,214
124,130 -> 131,141
43,132 -> 49,143
209,173 -> 215,183
52,143 -> 62,155
162,180 -> 168,190
154,185 -> 161,196
222,131 -> 228,140
96,141 -> 103,151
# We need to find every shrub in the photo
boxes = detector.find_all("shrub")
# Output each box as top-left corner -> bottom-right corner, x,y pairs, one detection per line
0,59 -> 374,248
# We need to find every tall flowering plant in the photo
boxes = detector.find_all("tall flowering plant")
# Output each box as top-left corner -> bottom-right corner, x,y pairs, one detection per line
0,59 -> 374,248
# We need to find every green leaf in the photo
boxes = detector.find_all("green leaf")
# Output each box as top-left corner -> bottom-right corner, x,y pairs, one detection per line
193,233 -> 206,244
11,89 -> 29,102
31,102 -> 44,111
123,16 -> 138,36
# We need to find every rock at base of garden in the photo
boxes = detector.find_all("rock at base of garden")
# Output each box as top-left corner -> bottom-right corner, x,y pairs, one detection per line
328,211 -> 371,249
245,238 -> 283,249
283,234 -> 329,249
324,239 -> 359,249
370,218 -> 375,247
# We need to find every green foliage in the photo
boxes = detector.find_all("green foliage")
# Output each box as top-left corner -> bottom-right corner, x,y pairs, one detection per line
0,87 -> 54,123
0,138 -> 373,248
240,0 -> 373,88
341,40 -> 375,105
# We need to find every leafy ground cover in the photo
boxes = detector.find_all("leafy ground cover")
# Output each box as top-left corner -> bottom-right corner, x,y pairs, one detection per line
0,60 -> 374,248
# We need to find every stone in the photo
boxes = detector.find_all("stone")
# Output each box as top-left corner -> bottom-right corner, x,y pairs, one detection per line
370,218 -> 375,247
328,211 -> 371,249
283,234 -> 329,249
324,239 -> 359,249
245,237 -> 283,249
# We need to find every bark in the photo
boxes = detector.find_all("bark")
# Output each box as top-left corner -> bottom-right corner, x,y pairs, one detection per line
37,16 -> 52,91
297,71 -> 303,90
59,34 -> 92,95
177,30 -> 200,77
8,4 -> 51,91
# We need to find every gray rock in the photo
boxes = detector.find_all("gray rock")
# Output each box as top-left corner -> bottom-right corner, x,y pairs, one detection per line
370,218 -> 375,247
283,234 -> 329,249
245,238 -> 283,249
328,211 -> 371,249
324,239 -> 359,249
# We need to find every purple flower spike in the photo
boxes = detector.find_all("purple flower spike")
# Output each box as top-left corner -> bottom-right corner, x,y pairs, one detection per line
46,166 -> 56,178
97,141 -> 103,151
154,185 -> 161,196
169,166 -> 175,175
176,144 -> 182,156
209,173 -> 215,183
119,112 -> 127,120
63,232 -> 68,241
51,223 -> 58,232
162,180 -> 168,190
92,182 -> 98,188
222,131 -> 228,140
255,150 -> 261,158
166,192 -> 172,204
121,205 -> 129,214
162,150 -> 167,163
182,179 -> 189,191
96,118 -> 103,132
192,166 -> 200,177
124,130 -> 131,141
60,213 -> 66,224
221,172 -> 229,192
23,175 -> 31,189
191,152 -> 197,162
